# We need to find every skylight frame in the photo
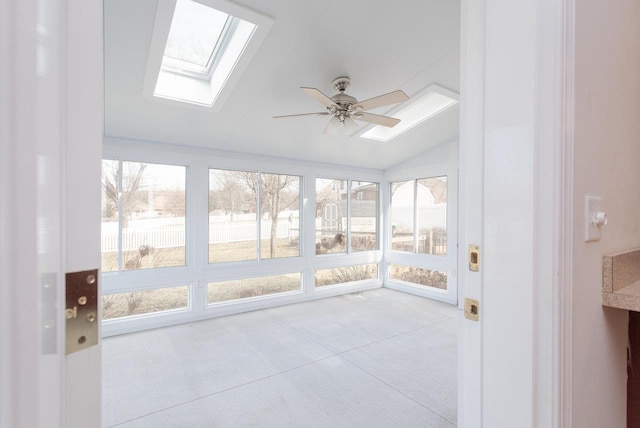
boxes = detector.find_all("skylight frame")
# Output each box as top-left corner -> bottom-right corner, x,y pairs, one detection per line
357,84 -> 459,142
143,0 -> 274,111
162,0 -> 230,70
160,13 -> 234,79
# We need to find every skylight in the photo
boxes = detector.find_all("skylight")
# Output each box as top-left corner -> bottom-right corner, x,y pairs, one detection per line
144,0 -> 273,110
359,85 -> 458,142
163,0 -> 229,68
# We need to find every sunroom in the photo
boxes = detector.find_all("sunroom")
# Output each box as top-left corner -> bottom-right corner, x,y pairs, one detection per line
101,0 -> 461,425
101,0 -> 461,337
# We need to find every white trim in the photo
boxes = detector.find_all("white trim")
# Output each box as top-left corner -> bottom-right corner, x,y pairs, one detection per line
385,280 -> 455,305
1,1 -> 43,426
104,279 -> 383,336
64,1 -> 104,427
459,0 -> 485,426
2,0 -> 70,426
558,0 -> 575,426
104,136 -> 384,181
0,1 -> 15,425
533,0 -> 566,424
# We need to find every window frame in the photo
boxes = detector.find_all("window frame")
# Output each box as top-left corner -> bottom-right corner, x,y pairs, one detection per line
207,168 -> 303,265
384,161 -> 458,305
100,158 -> 189,274
102,138 -> 384,336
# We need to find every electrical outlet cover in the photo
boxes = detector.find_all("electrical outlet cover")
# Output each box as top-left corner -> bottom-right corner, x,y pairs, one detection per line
585,195 -> 603,242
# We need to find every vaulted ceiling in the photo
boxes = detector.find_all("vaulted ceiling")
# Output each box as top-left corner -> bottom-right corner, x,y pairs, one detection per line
104,0 -> 460,169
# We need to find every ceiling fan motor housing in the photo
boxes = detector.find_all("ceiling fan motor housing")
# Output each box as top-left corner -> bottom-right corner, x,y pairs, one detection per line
331,76 -> 351,92
273,76 -> 406,131
328,77 -> 357,118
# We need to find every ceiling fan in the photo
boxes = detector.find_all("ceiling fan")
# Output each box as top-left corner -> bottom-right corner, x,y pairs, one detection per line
273,77 -> 409,135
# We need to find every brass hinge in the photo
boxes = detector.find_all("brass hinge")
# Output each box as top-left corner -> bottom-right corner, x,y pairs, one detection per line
65,269 -> 99,355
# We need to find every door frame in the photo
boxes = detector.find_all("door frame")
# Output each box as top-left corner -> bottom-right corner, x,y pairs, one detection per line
459,0 -> 573,426
1,0 -> 103,427
2,0 -> 575,426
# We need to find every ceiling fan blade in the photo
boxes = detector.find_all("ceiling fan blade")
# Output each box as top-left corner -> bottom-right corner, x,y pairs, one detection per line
273,112 -> 330,119
355,112 -> 401,128
352,90 -> 409,112
301,87 -> 338,108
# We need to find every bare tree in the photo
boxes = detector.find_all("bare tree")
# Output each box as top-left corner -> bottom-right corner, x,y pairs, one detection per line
236,172 -> 299,258
209,170 -> 252,215
162,189 -> 186,217
260,173 -> 299,257
102,161 -> 147,227
418,177 -> 447,203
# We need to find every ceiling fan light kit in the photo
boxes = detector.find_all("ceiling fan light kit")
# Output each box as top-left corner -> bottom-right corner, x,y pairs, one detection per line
273,76 -> 409,136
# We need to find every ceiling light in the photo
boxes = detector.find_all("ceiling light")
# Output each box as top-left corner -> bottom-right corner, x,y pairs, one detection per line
359,84 -> 458,142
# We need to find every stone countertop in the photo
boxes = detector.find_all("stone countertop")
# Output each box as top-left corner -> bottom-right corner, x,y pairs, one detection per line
602,248 -> 640,312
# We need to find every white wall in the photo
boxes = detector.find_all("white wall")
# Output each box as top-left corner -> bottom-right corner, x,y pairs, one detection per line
386,139 -> 458,172
572,1 -> 640,426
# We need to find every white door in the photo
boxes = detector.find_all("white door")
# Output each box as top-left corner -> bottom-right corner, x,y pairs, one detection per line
1,0 -> 103,427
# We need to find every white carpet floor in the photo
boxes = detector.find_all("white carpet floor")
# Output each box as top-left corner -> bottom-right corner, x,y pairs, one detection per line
103,288 -> 459,427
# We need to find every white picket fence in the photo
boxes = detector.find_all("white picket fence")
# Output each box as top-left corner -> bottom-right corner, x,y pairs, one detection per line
208,220 -> 293,244
102,216 -> 380,253
101,219 -> 295,252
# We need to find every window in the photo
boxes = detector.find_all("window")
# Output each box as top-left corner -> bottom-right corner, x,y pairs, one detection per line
390,176 -> 447,255
416,177 -> 447,255
315,179 -> 379,254
163,0 -> 230,70
146,0 -> 273,108
315,178 -> 347,255
207,273 -> 301,304
208,169 -> 258,263
102,285 -> 189,320
315,264 -> 378,288
260,173 -> 300,259
101,159 -> 120,272
390,180 -> 414,252
208,169 -> 301,262
351,181 -> 379,252
389,264 -> 447,290
101,160 -> 187,272
100,144 -> 389,335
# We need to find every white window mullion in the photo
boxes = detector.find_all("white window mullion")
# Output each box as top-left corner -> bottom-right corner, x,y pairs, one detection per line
413,178 -> 418,253
191,161 -> 208,313
346,179 -> 352,254
117,159 -> 124,272
256,172 -> 262,261
303,174 -> 315,294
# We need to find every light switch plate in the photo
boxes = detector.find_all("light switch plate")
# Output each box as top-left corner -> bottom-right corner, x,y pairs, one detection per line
585,195 -> 603,242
